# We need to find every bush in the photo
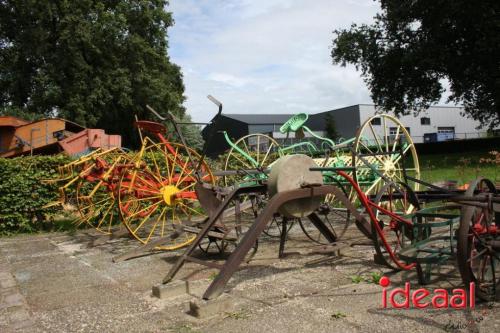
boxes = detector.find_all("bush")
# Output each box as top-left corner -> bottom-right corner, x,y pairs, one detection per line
0,155 -> 72,234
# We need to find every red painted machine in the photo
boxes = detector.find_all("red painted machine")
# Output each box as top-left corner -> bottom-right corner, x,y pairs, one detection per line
0,116 -> 121,157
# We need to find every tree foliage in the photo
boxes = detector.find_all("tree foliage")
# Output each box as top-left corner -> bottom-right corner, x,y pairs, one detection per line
332,0 -> 500,128
324,113 -> 340,141
0,0 -> 189,146
160,112 -> 204,151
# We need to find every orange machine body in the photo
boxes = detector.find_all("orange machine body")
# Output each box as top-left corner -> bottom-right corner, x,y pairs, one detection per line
0,116 -> 121,157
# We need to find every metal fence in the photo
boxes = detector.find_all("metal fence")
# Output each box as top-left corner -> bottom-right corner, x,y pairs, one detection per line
412,131 -> 497,143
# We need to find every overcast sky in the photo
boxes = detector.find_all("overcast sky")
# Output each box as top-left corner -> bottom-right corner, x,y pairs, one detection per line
167,0 -> 380,123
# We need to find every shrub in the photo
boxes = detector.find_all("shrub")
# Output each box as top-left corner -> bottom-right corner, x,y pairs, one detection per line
0,155 -> 72,234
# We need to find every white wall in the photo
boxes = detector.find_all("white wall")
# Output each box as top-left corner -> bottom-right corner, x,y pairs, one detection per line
358,105 -> 484,143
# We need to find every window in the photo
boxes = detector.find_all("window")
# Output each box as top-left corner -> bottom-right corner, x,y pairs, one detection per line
437,127 -> 455,141
420,117 -> 431,125
438,127 -> 454,134
390,127 -> 410,135
371,118 -> 381,125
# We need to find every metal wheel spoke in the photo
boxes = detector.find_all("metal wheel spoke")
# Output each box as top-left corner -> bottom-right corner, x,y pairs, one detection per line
230,152 -> 253,170
358,141 -> 385,165
177,202 -> 204,216
467,248 -> 489,263
256,135 -> 261,164
177,182 -> 196,193
176,156 -> 194,187
127,200 -> 161,220
383,116 -> 389,152
260,141 -> 274,165
392,126 -> 401,152
368,122 -> 384,153
132,202 -> 161,234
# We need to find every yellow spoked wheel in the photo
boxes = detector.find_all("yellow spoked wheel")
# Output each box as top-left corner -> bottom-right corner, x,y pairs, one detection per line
55,148 -> 113,205
75,181 -> 118,234
352,114 -> 420,204
53,148 -> 131,234
73,149 -> 132,234
118,140 -> 214,250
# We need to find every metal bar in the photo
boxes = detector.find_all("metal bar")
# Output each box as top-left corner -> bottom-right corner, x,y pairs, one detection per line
235,199 -> 242,236
181,225 -> 238,241
202,185 -> 354,299
308,212 -> 337,243
147,105 -> 203,183
357,151 -> 401,157
278,218 -> 288,258
112,231 -> 182,262
491,240 -> 500,251
184,256 -> 223,269
162,184 -> 267,284
406,175 -> 454,193
310,167 -> 356,172
212,168 -> 271,177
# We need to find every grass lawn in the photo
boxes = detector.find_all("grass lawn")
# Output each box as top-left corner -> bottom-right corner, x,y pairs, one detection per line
418,150 -> 499,185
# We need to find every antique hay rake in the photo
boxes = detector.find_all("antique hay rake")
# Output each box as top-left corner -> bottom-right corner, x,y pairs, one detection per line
53,104 -> 216,250
220,108 -> 420,245
158,151 -> 499,301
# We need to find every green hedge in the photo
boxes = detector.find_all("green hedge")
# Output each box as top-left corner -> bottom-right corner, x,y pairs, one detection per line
0,155 -> 72,234
0,150 -> 278,235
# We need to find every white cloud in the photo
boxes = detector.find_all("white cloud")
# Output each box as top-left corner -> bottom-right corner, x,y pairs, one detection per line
208,73 -> 249,88
167,0 -> 380,122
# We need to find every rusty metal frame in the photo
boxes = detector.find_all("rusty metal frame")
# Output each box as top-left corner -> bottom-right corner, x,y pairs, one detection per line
161,184 -> 359,300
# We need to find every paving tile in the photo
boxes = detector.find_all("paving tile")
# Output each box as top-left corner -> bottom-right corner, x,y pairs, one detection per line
3,293 -> 24,307
0,277 -> 17,289
11,318 -> 34,330
8,308 -> 30,322
0,287 -> 19,296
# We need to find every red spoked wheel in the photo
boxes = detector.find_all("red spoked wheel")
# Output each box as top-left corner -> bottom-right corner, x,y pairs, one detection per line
457,178 -> 500,301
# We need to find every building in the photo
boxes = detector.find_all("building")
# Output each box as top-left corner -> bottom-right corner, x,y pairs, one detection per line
309,105 -> 483,143
201,114 -> 293,157
202,104 -> 484,157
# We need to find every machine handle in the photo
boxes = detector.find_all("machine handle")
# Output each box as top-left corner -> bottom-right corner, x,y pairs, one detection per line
207,95 -> 222,108
146,104 -> 167,121
207,95 -> 223,116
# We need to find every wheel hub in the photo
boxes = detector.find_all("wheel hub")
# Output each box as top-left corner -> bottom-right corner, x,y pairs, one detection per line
161,185 -> 180,206
383,159 -> 396,177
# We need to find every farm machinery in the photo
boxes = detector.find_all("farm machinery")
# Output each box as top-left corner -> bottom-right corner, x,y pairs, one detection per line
52,96 -> 499,302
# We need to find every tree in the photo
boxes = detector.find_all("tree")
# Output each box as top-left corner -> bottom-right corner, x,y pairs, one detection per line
162,112 -> 204,151
324,113 -> 339,141
0,0 -> 186,146
331,0 -> 500,129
